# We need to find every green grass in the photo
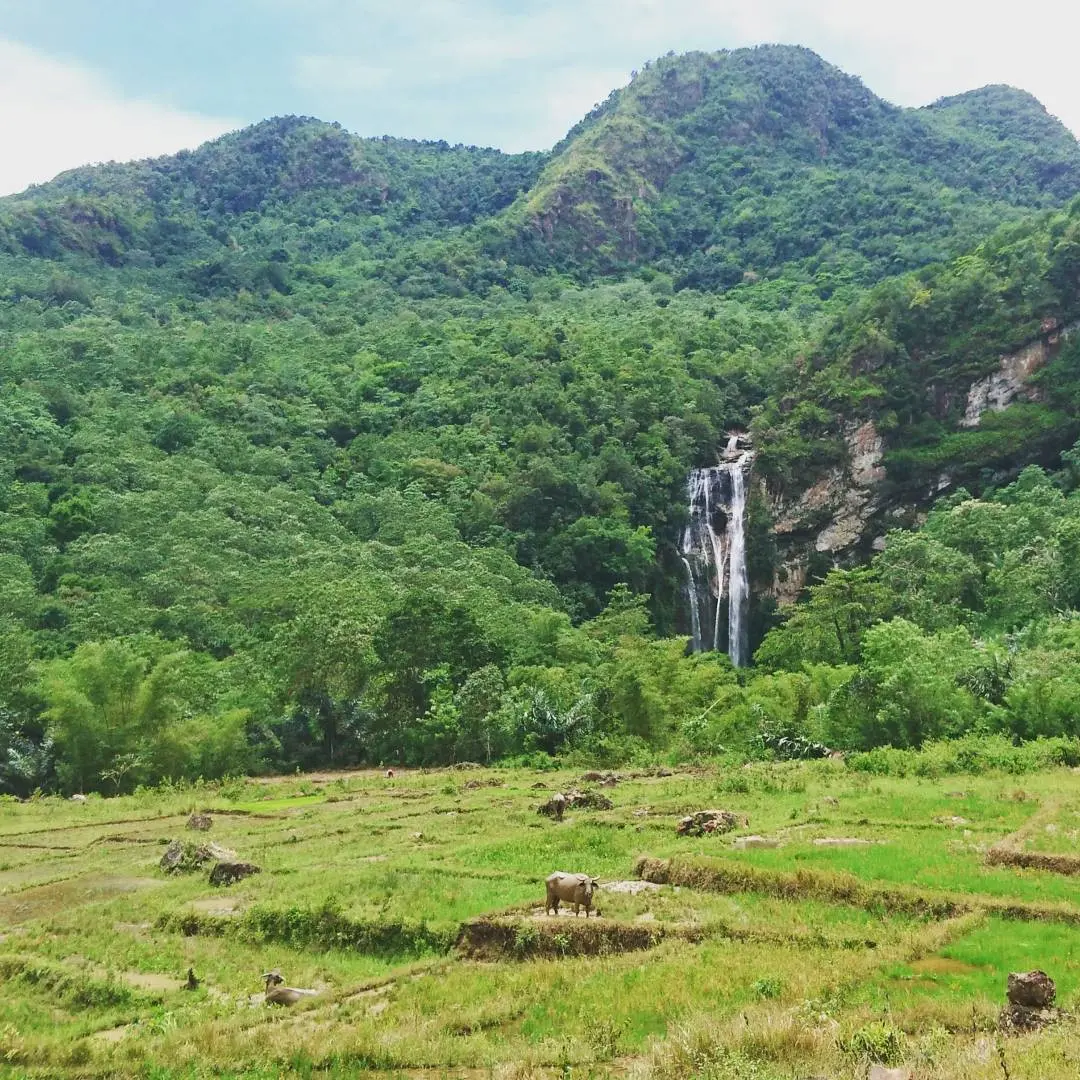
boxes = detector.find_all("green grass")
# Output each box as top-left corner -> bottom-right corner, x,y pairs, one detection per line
5,761 -> 1080,1077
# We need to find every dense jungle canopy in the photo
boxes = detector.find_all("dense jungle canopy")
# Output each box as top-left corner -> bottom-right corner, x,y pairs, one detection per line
4,45 -> 1080,792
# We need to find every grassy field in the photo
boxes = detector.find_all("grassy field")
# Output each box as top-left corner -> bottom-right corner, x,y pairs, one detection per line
3,761 -> 1080,1077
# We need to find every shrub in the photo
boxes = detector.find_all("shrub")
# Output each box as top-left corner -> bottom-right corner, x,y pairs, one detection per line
840,1020 -> 905,1064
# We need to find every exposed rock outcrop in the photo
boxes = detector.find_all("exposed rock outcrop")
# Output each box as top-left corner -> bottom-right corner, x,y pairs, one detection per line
772,419 -> 886,557
961,319 -> 1076,428
766,421 -> 891,600
764,320 -> 1077,596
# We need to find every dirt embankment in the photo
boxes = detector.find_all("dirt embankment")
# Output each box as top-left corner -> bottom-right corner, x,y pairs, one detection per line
456,916 -> 668,960
635,855 -> 1080,926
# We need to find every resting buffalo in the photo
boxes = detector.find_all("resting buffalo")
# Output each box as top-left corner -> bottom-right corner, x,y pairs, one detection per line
545,871 -> 600,917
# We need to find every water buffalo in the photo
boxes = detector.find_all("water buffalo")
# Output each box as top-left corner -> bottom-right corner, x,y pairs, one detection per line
545,871 -> 600,917
262,970 -> 319,1006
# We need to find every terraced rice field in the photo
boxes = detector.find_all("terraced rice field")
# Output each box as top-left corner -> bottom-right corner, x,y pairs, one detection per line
3,761 -> 1080,1077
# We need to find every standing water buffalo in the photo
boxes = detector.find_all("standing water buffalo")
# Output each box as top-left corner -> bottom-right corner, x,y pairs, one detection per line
545,871 -> 600,917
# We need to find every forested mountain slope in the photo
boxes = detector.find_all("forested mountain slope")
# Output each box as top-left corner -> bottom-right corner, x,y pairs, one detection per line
0,116 -> 546,302
494,48 -> 1080,290
5,45 -> 1080,305
2,45 -> 1080,793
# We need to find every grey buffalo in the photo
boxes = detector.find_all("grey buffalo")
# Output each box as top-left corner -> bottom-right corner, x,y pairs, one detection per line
545,871 -> 600,917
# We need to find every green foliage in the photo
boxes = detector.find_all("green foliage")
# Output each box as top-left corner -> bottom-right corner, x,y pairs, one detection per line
840,1021 -> 905,1064
846,734 -> 1080,777
492,48 -> 1080,290
236,897 -> 455,957
35,640 -> 256,792
1,45 -> 1080,787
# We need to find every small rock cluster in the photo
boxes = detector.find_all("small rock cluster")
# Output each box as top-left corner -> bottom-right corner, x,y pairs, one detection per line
1000,970 -> 1064,1031
537,789 -> 614,818
160,837 -> 260,887
579,771 -> 621,786
676,809 -> 746,836
160,839 -> 236,874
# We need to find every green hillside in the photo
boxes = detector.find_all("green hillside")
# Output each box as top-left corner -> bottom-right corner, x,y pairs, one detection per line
6,46 -> 1080,305
489,46 -> 1080,290
3,45 -> 1080,794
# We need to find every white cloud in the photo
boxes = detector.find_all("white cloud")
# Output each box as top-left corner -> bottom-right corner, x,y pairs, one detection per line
275,0 -> 1080,150
293,55 -> 392,94
3,1 -> 1078,184
0,39 -> 235,197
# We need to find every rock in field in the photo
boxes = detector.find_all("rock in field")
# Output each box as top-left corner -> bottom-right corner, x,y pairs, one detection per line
676,810 -> 746,837
1001,970 -> 1064,1031
186,813 -> 213,831
1007,970 -> 1055,1008
537,789 -> 614,817
580,771 -> 621,786
161,839 -> 237,874
813,837 -> 872,846
209,861 -> 261,887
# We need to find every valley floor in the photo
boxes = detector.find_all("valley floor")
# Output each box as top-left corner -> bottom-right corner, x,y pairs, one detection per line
2,761 -> 1080,1077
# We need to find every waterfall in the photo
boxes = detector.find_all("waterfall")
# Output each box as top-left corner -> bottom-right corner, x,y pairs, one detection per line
726,452 -> 750,668
679,442 -> 753,665
680,556 -> 702,653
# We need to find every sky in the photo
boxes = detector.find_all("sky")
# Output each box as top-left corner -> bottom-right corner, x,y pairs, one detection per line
1,0 -> 1079,197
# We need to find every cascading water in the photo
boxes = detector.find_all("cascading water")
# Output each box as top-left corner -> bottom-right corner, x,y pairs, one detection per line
679,439 -> 753,666
725,452 -> 750,668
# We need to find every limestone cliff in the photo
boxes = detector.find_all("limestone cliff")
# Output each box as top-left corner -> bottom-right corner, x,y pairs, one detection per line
761,321 -> 1076,605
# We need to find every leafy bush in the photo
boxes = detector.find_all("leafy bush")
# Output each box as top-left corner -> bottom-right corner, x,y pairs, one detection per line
840,1021 -> 905,1064
847,735 -> 1080,777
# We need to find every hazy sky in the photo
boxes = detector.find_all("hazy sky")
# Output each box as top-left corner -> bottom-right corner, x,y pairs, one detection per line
2,0 -> 1079,196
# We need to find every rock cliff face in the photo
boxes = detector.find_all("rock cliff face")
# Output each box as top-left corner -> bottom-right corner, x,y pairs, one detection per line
765,419 -> 894,604
960,318 -> 1076,427
762,321 -> 1076,604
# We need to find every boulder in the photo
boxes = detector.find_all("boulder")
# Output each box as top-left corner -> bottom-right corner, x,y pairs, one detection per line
209,861 -> 261,887
186,813 -> 213,831
1000,971 -> 1063,1032
1000,1002 -> 1063,1032
161,839 -> 236,874
676,810 -> 746,837
160,839 -> 187,873
1007,970 -> 1055,1008
580,771 -> 620,786
537,789 -> 613,817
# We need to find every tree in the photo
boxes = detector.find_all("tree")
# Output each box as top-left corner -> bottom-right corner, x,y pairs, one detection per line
755,568 -> 892,668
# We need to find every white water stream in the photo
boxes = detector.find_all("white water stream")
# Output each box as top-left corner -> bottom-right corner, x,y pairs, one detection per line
679,444 -> 753,665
